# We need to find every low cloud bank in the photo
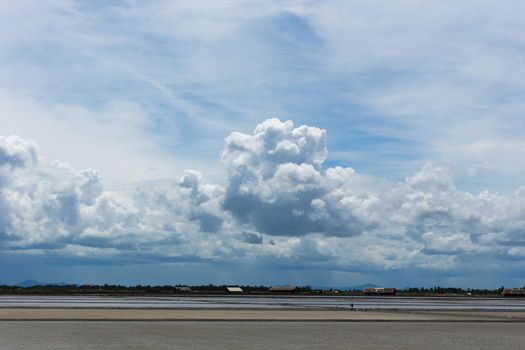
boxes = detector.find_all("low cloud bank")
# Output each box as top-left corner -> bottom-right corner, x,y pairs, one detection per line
1,119 -> 525,272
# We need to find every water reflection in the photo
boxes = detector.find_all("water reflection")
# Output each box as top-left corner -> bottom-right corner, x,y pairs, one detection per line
1,295 -> 525,310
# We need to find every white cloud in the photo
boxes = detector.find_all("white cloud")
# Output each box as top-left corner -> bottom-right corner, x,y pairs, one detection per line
0,135 -> 38,170
222,118 -> 374,237
2,118 -> 525,276
0,137 -> 225,259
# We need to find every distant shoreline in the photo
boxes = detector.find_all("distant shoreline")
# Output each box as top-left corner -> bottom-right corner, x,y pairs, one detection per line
0,285 -> 514,298
0,292 -> 514,297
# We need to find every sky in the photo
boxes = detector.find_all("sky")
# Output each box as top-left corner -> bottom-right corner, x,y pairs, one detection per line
1,0 -> 525,288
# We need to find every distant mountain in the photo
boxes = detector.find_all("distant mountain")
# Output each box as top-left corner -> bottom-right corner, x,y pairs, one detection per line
16,280 -> 68,287
17,280 -> 47,287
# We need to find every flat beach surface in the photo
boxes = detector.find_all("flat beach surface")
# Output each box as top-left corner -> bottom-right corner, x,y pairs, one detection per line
0,320 -> 524,350
1,296 -> 524,349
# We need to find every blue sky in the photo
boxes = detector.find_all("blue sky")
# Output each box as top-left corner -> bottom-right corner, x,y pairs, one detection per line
1,0 -> 525,288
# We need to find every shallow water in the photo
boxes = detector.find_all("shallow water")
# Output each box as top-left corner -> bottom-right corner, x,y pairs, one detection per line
1,295 -> 525,310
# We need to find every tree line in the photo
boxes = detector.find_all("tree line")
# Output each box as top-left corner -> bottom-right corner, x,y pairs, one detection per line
0,283 -> 516,296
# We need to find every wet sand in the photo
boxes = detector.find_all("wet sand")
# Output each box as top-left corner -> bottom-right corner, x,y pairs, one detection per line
0,320 -> 523,349
3,294 -> 524,310
0,308 -> 525,321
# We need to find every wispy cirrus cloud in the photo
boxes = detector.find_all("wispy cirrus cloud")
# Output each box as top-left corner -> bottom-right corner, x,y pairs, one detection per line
2,1 -> 525,190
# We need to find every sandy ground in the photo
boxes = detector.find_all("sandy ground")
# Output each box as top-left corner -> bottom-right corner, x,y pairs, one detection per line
1,308 -> 524,349
0,308 -> 524,321
0,321 -> 523,350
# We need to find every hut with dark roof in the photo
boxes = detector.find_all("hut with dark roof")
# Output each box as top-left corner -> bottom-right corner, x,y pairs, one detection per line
268,285 -> 297,293
502,288 -> 525,297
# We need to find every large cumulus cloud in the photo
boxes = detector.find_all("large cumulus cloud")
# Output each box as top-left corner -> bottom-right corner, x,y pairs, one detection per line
1,120 -> 525,273
222,118 -> 377,236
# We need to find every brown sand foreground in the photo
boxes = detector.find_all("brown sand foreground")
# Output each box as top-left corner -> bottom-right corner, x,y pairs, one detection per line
1,308 -> 525,321
1,309 -> 524,349
0,321 -> 524,350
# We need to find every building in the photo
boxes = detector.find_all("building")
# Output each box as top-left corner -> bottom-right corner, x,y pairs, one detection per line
226,286 -> 243,293
174,286 -> 192,293
268,285 -> 297,293
363,287 -> 396,296
502,288 -> 525,297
